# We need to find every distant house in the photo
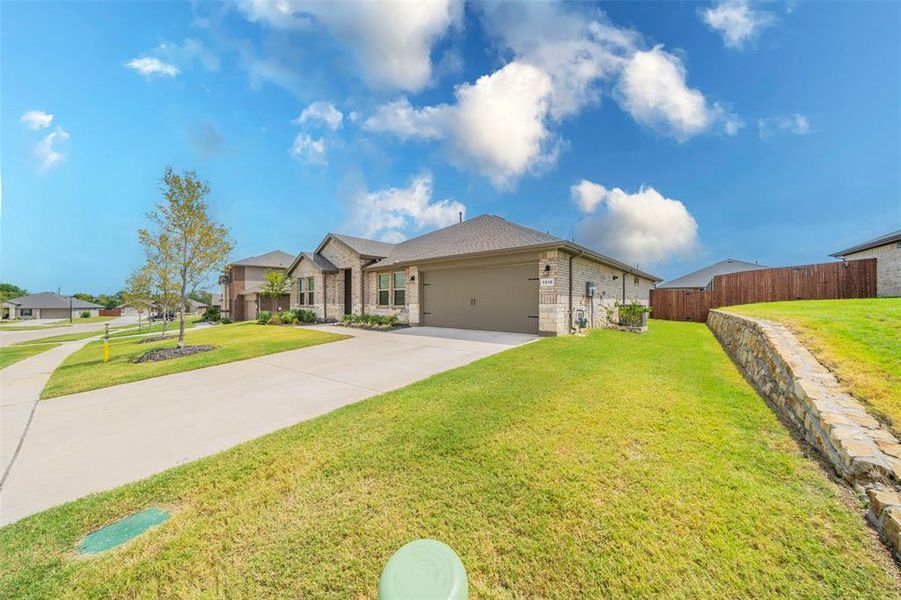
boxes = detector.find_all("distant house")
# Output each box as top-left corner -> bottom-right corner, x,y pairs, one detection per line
186,298 -> 209,316
9,292 -> 103,320
831,229 -> 901,297
220,250 -> 295,321
1,300 -> 19,320
657,259 -> 770,291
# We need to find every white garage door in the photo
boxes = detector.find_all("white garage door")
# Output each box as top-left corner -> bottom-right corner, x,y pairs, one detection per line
421,263 -> 539,334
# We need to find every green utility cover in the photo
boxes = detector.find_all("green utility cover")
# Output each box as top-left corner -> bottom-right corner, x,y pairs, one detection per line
77,508 -> 169,555
378,539 -> 468,600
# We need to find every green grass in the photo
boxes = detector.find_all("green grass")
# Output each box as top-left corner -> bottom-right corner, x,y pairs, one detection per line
728,298 -> 901,431
40,323 -> 346,399
0,343 -> 60,370
9,322 -> 160,346
0,317 -> 116,331
2,321 -> 896,598
107,319 -> 198,339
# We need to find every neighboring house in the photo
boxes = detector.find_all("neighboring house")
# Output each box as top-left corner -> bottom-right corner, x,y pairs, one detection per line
1,300 -> 19,320
657,259 -> 770,290
831,229 -> 901,297
210,293 -> 223,309
9,292 -> 103,320
186,298 -> 209,316
220,250 -> 295,321
286,214 -> 660,335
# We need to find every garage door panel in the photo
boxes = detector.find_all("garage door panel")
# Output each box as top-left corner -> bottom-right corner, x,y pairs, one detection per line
421,263 -> 538,334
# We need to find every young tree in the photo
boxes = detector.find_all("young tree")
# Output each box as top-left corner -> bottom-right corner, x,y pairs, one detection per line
139,230 -> 180,337
260,269 -> 291,313
142,167 -> 233,348
0,283 -> 27,302
122,266 -> 154,330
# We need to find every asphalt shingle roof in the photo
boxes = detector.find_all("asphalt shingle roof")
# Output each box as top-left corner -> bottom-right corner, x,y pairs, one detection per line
363,215 -> 661,281
9,292 -> 104,309
327,234 -> 396,258
658,259 -> 770,289
830,229 -> 901,257
231,250 -> 295,268
302,252 -> 338,272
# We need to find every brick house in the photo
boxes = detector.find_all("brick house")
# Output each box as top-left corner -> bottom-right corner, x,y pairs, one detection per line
831,229 -> 901,297
220,250 -> 294,321
286,215 -> 660,335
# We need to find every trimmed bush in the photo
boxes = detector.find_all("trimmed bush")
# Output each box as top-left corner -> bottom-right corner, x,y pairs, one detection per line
220,317 -> 232,324
257,311 -> 271,325
341,313 -> 399,328
279,310 -> 299,325
297,309 -> 317,323
268,314 -> 282,325
80,311 -> 91,319
200,307 -> 220,322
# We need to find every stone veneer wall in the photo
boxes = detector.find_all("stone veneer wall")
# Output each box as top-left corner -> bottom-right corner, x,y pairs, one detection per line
707,309 -> 901,556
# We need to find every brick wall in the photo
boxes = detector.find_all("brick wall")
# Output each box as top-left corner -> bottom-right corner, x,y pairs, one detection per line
539,250 -> 654,335
845,243 -> 901,297
364,266 -> 417,323
319,239 -> 367,314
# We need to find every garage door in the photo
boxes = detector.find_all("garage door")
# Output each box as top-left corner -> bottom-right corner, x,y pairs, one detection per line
40,308 -> 72,320
421,263 -> 539,334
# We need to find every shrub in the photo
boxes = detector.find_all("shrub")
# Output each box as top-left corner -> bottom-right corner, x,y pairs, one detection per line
341,313 -> 398,328
80,311 -> 91,319
611,299 -> 651,327
297,309 -> 317,323
220,317 -> 232,324
200,307 -> 220,322
257,311 -> 271,325
279,310 -> 298,325
268,314 -> 282,325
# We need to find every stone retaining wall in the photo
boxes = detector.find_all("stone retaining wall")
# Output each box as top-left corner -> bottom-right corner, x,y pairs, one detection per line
707,309 -> 901,557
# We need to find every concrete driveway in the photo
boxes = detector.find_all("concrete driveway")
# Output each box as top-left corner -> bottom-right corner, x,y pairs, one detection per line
0,325 -> 535,526
0,316 -> 138,346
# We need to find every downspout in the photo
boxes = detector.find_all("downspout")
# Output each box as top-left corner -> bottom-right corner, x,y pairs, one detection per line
622,271 -> 626,303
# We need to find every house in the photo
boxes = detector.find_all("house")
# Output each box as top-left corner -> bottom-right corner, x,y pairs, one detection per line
285,214 -> 660,335
657,259 -> 770,290
9,292 -> 103,320
831,229 -> 901,297
186,298 -> 209,316
1,300 -> 19,320
220,250 -> 295,321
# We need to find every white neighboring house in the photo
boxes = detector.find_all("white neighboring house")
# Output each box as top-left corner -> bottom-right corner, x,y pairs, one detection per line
831,229 -> 901,297
9,292 -> 104,320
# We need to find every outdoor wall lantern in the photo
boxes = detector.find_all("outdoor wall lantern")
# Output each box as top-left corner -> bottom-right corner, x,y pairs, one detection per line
612,275 -> 619,280
409,274 -> 416,282
543,264 -> 551,274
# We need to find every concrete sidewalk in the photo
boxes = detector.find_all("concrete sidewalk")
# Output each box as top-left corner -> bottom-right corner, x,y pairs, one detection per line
0,326 -> 535,526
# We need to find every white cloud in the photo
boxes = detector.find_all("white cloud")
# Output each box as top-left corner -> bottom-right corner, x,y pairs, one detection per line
157,38 -> 221,72
236,0 -> 462,91
126,57 -> 180,78
289,134 -> 327,165
293,101 -> 344,131
574,182 -> 699,266
364,62 -> 556,189
571,179 -> 606,214
758,113 -> 810,139
362,3 -> 739,187
345,173 -> 465,242
701,0 -> 775,49
35,126 -> 70,171
616,46 -> 738,140
20,110 -> 53,130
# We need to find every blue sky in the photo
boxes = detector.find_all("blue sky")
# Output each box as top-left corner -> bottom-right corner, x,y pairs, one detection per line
2,0 -> 899,293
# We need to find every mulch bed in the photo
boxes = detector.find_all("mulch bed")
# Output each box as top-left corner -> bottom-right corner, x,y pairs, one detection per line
132,345 -> 216,363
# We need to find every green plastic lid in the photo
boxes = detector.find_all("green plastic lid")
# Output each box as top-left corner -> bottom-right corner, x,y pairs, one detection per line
77,507 -> 169,555
378,539 -> 469,600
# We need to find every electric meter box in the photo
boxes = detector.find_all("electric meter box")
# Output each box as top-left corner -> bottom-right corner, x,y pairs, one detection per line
586,282 -> 597,297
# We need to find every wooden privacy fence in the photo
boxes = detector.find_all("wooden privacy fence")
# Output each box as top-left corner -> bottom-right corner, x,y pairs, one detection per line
650,258 -> 877,322
99,308 -> 122,317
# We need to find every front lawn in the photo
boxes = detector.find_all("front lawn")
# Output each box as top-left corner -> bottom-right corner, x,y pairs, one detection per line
2,321 -> 896,597
11,324 -> 138,346
0,344 -> 60,370
729,298 -> 901,431
0,317 -> 116,331
40,323 -> 346,399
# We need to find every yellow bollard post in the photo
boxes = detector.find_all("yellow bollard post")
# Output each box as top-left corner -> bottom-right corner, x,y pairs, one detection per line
103,323 -> 110,363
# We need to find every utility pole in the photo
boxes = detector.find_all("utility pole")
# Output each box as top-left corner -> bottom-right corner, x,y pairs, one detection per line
69,295 -> 73,324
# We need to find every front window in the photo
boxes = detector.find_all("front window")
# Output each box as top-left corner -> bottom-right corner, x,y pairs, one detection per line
393,271 -> 406,306
299,277 -> 315,305
378,273 -> 390,306
22,308 -> 33,317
